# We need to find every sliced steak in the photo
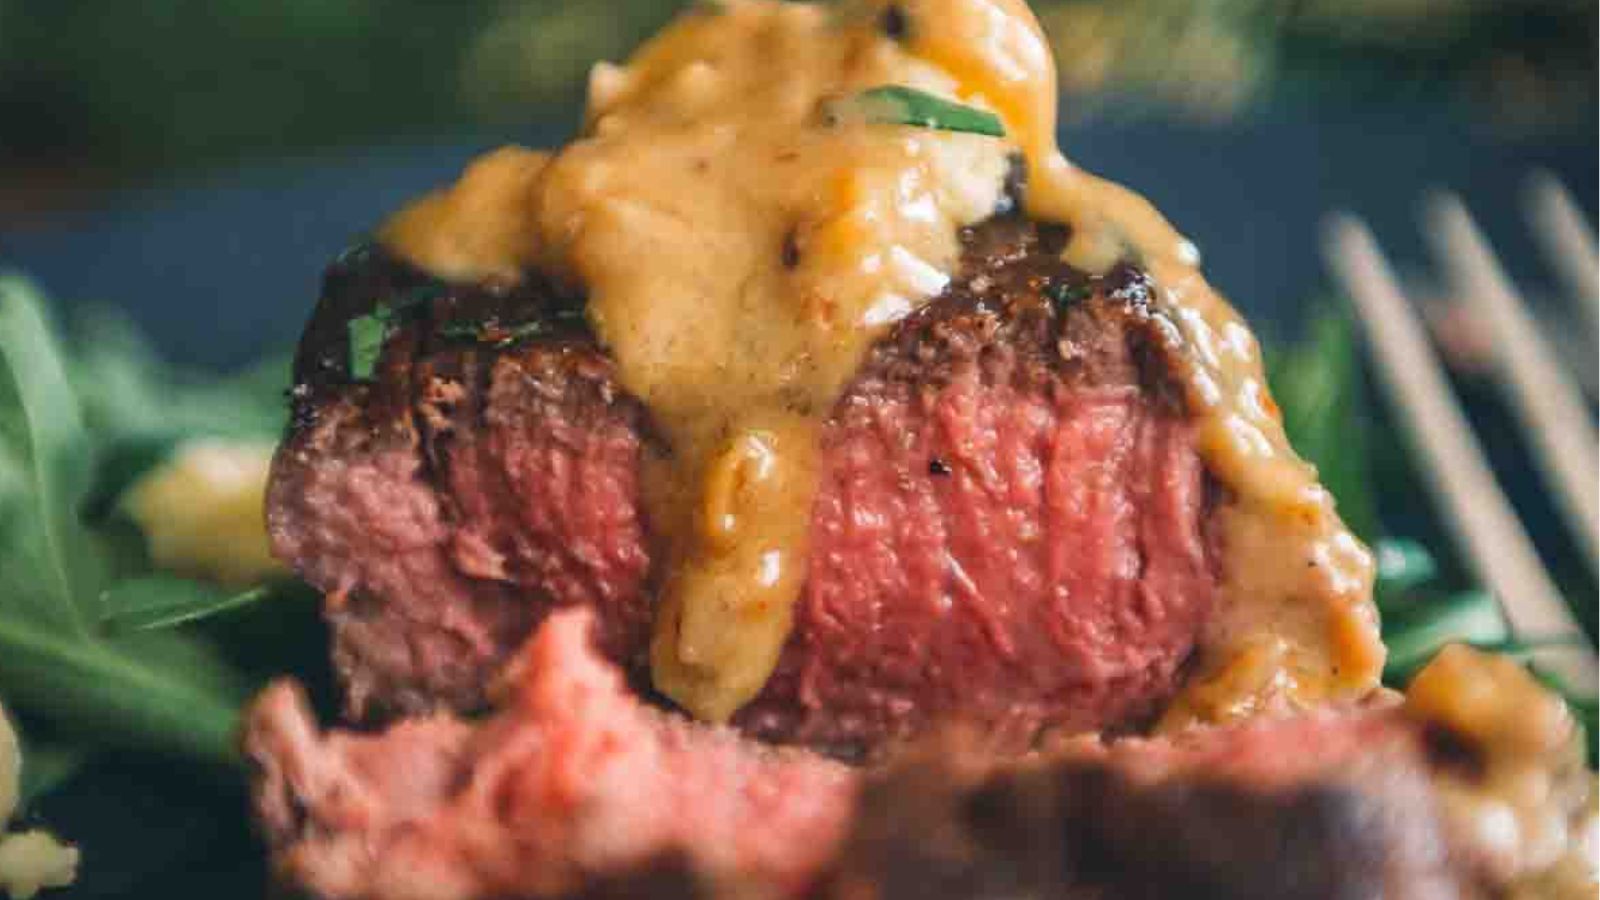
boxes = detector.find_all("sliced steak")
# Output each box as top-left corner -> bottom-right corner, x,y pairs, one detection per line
268,217 -> 1218,753
245,609 -> 857,900
246,617 -> 1591,900
826,715 -> 1467,900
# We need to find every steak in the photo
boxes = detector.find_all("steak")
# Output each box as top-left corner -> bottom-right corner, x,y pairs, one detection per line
247,612 -> 1590,900
268,217 -> 1219,754
826,715 -> 1465,900
245,609 -> 856,900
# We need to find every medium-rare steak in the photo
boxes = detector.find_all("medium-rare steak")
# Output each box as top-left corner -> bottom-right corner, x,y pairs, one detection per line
246,614 -> 1596,900
268,217 -> 1218,754
246,609 -> 857,900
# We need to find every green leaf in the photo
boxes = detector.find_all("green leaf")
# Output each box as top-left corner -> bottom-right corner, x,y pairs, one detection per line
347,311 -> 389,381
1383,589 -> 1508,683
0,276 -> 103,634
0,615 -> 247,768
99,577 -> 273,634
836,85 -> 1006,137
65,309 -> 289,442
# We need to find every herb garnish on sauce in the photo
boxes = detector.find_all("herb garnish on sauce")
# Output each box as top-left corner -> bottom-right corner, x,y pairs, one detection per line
834,86 -> 1005,138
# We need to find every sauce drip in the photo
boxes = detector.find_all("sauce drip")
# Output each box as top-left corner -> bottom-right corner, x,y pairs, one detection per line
380,0 -> 1383,726
534,0 -> 1012,720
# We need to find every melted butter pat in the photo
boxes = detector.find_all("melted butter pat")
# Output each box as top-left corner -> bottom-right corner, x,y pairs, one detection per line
380,0 -> 1382,726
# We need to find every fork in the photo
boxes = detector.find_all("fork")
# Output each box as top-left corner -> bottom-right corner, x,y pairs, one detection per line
1321,172 -> 1599,690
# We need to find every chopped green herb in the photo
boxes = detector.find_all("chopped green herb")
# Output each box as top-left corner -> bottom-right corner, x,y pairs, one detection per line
345,282 -> 448,380
347,312 -> 389,381
1047,281 -> 1090,312
834,85 -> 1005,138
438,319 -> 550,347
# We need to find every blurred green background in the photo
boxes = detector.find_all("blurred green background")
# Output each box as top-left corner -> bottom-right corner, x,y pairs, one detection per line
0,0 -> 1594,216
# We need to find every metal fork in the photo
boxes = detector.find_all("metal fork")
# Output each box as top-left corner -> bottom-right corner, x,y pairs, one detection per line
1321,173 -> 1599,689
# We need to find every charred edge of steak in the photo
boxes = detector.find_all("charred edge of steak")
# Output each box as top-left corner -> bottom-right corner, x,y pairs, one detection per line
880,217 -> 1187,415
288,241 -> 589,431
288,217 -> 1190,434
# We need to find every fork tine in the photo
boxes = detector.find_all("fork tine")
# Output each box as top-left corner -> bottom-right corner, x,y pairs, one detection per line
1422,192 -> 1599,569
1523,170 -> 1599,335
1322,214 -> 1597,688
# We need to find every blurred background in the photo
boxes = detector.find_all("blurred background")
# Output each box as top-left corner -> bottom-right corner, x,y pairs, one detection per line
0,2 -> 1594,896
0,0 -> 1594,359
0,0 -> 1595,200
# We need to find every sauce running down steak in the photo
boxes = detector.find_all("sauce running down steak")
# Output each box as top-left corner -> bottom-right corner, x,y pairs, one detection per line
268,217 -> 1219,755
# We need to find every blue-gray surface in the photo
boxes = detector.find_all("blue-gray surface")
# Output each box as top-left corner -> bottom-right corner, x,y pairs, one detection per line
2,99 -> 1594,371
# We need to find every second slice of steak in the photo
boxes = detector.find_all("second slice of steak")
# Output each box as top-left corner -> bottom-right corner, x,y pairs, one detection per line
247,617 -> 1593,900
268,217 -> 1219,754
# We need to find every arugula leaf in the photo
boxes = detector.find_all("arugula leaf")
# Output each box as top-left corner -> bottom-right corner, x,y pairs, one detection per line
1383,589 -> 1509,682
65,309 -> 289,441
835,86 -> 1006,137
346,282 -> 447,381
0,616 -> 247,767
100,577 -> 272,634
0,278 -> 269,774
0,277 -> 103,634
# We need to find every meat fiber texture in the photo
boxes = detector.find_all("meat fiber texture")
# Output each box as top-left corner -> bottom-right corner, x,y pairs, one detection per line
246,609 -> 856,900
268,219 -> 1219,756
248,611 -> 1575,900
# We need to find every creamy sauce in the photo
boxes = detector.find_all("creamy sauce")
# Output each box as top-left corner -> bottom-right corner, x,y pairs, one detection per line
1406,646 -> 1598,896
380,0 -> 1382,725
